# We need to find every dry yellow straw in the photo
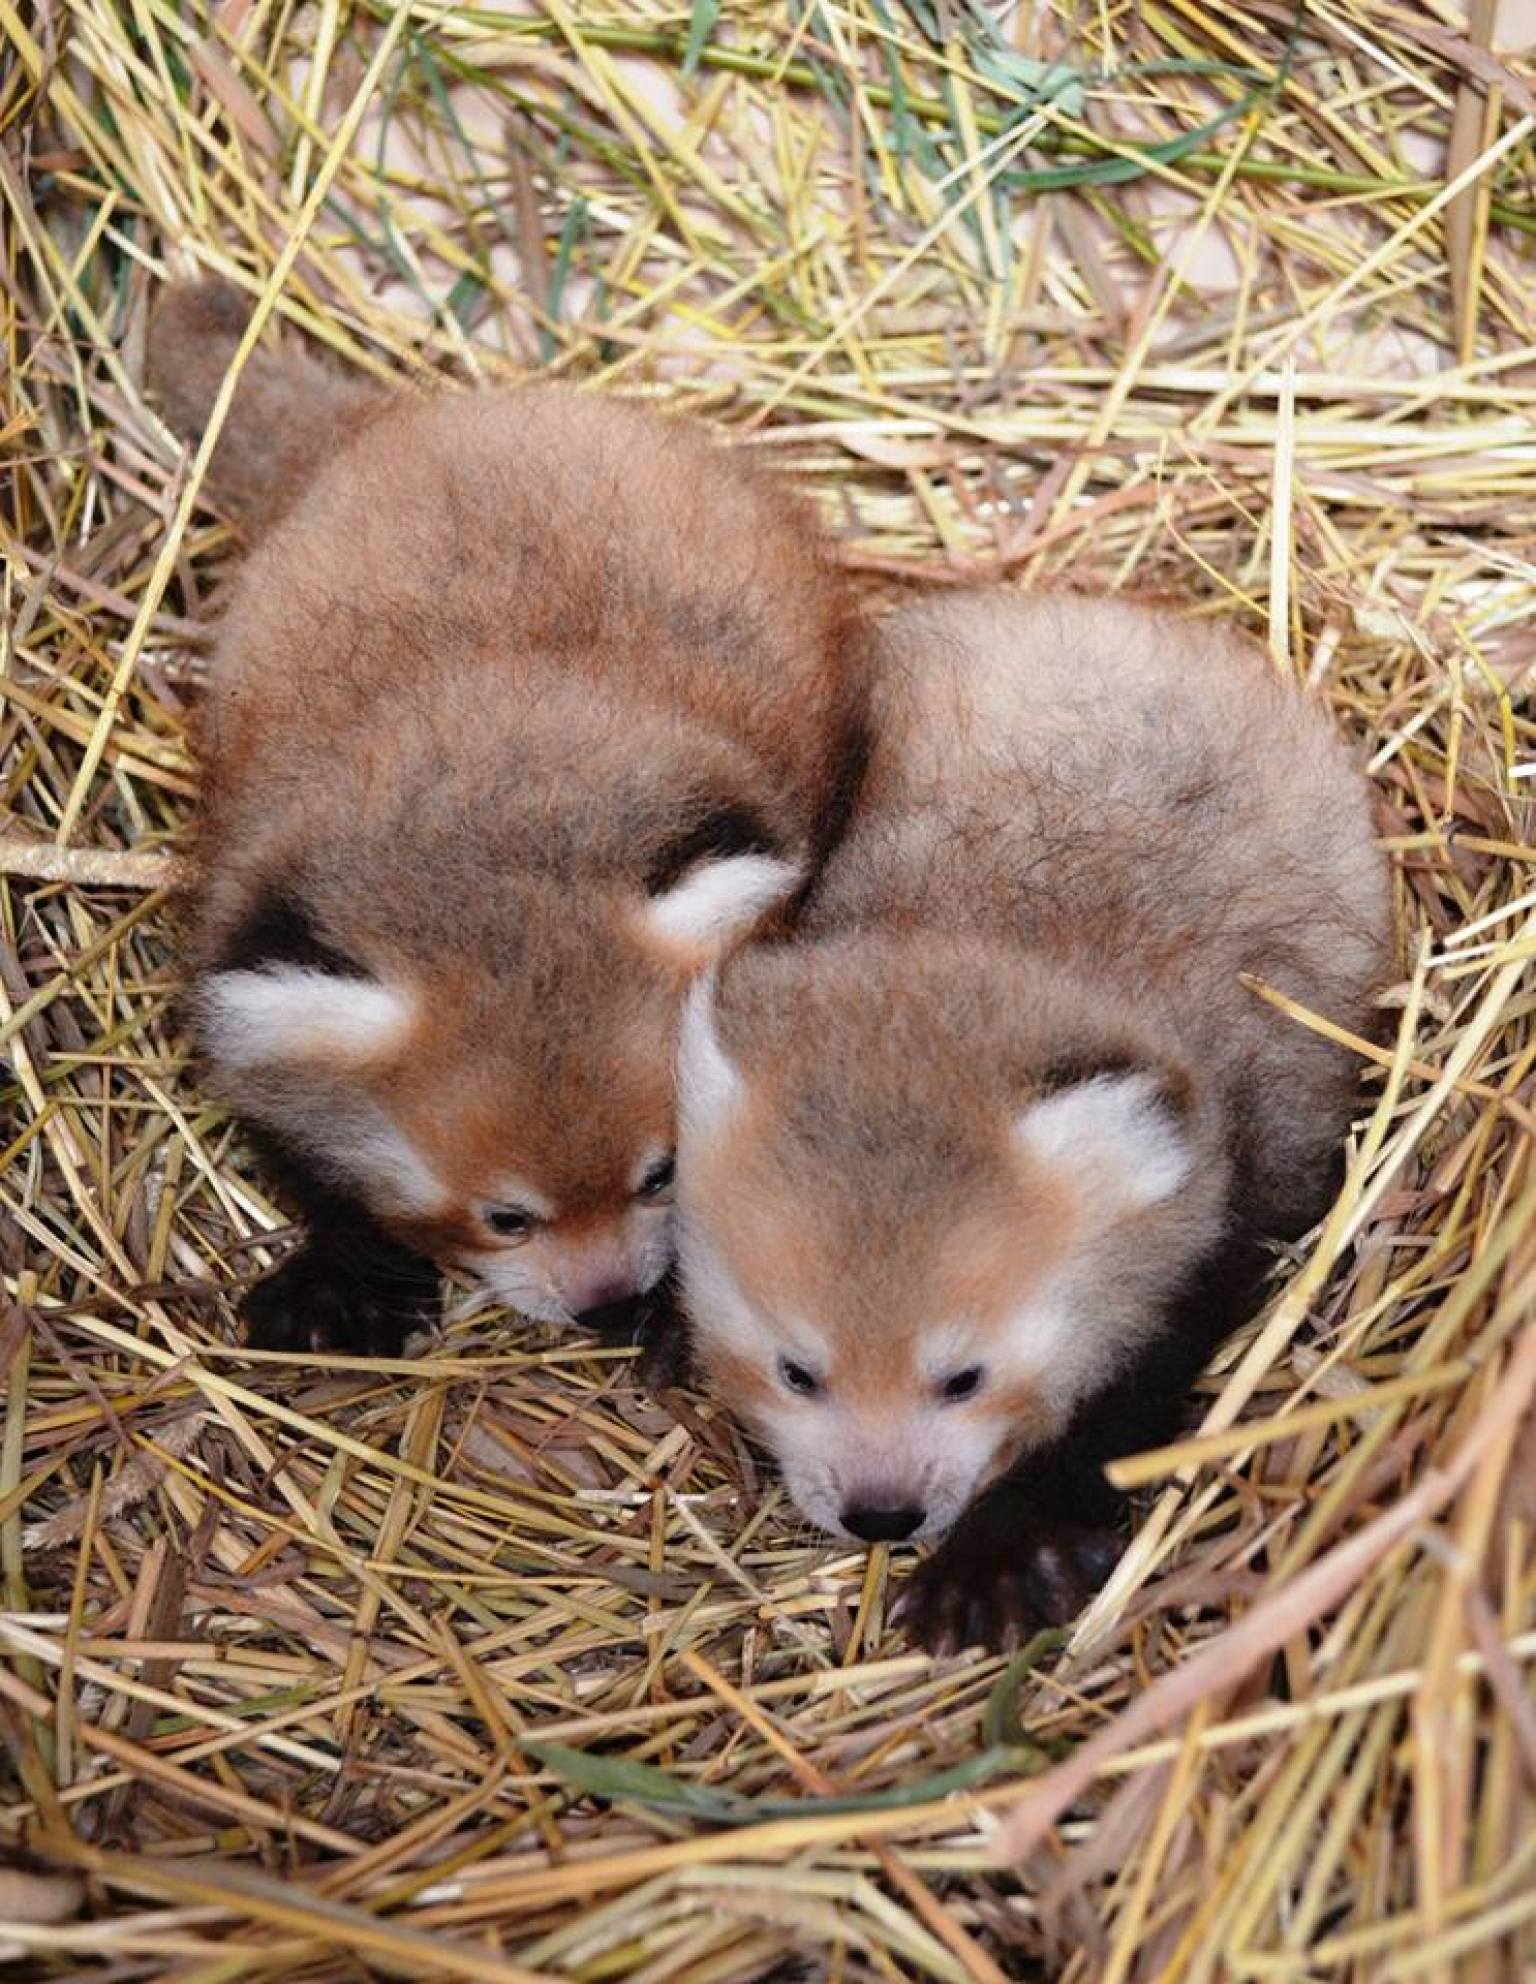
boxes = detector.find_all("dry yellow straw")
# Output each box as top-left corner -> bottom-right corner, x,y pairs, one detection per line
4,0 -> 1534,1975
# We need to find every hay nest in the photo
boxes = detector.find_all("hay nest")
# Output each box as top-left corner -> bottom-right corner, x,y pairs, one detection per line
3,1 -> 1535,1976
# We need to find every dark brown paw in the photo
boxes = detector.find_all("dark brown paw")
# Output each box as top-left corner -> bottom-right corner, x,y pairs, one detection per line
895,1517 -> 1121,1656
622,1275 -> 695,1391
634,1312 -> 694,1393
241,1240 -> 439,1356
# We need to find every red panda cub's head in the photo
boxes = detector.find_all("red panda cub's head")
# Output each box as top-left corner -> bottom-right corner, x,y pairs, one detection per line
195,846 -> 800,1328
675,936 -> 1230,1542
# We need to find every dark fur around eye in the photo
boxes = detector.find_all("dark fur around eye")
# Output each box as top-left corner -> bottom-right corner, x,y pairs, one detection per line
645,806 -> 779,896
780,1356 -> 822,1397
219,887 -> 364,979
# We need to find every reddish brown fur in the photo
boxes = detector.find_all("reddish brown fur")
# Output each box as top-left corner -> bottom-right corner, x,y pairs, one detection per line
183,377 -> 862,962
676,588 -> 1392,1556
698,1064 -> 1077,1404
149,281 -> 866,1328
810,591 -> 1392,1237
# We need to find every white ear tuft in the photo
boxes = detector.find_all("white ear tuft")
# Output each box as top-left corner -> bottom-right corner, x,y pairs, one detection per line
199,967 -> 413,1071
645,854 -> 803,954
1016,1070 -> 1192,1212
676,968 -> 742,1137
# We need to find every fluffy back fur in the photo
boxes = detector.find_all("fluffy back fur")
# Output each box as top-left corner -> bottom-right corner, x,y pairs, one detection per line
810,590 -> 1389,1236
152,281 -> 865,1333
677,590 -> 1391,1542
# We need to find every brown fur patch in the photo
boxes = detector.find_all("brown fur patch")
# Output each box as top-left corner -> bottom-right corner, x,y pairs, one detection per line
698,1339 -> 780,1428
680,586 -> 1389,1492
157,282 -> 867,1285
700,1080 -> 1079,1397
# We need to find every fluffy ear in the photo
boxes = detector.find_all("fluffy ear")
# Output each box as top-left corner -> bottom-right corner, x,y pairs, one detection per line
197,966 -> 413,1071
1015,1068 -> 1193,1213
676,968 -> 743,1136
643,853 -> 803,956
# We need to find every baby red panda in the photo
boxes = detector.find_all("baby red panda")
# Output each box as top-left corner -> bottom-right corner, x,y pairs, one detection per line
148,282 -> 864,1355
675,590 -> 1390,1651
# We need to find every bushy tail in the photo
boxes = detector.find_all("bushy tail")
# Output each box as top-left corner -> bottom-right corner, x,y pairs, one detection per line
146,280 -> 386,529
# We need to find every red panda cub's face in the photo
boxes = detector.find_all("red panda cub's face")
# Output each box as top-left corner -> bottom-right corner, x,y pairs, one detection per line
675,943 -> 1223,1544
380,1013 -> 682,1329
196,851 -> 802,1328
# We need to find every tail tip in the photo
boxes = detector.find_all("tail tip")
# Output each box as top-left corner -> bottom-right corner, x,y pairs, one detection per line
146,278 -> 251,395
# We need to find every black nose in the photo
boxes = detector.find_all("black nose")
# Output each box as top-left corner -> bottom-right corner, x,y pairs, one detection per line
573,1294 -> 648,1341
842,1504 -> 925,1543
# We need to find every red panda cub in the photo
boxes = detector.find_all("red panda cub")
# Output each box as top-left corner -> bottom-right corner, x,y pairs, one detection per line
676,590 -> 1390,1651
148,282 -> 864,1355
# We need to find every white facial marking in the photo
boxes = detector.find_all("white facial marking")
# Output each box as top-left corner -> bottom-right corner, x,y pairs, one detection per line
465,1254 -> 575,1326
676,970 -> 743,1137
485,1177 -> 555,1221
1016,1070 -> 1191,1212
200,967 -> 412,1070
917,1319 -> 985,1385
645,853 -> 802,952
676,1217 -> 765,1364
329,1109 -> 449,1217
769,1395 -> 1005,1544
632,1211 -> 677,1294
999,1284 -> 1100,1411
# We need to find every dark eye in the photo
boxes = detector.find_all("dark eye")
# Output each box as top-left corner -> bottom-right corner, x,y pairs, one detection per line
941,1365 -> 984,1403
636,1153 -> 676,1200
484,1206 -> 536,1241
779,1356 -> 822,1397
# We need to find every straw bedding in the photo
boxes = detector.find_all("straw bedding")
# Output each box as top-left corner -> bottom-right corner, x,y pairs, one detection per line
2,1 -> 1534,1977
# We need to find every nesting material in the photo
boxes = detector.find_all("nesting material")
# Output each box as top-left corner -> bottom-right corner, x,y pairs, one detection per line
3,2 -> 1534,1978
